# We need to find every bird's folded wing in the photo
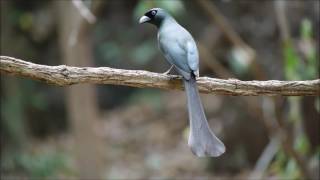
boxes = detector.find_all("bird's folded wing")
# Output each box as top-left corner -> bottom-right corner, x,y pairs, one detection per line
159,37 -> 192,77
186,41 -> 199,73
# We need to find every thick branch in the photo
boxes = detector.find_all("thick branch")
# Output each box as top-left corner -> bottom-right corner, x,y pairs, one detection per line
1,56 -> 319,96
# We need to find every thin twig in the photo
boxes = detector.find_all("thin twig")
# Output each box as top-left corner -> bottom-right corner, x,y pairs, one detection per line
196,0 -> 247,48
72,0 -> 96,24
198,43 -> 235,78
196,0 -> 268,79
249,137 -> 281,180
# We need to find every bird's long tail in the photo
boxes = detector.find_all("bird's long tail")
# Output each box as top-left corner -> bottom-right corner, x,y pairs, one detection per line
184,75 -> 225,157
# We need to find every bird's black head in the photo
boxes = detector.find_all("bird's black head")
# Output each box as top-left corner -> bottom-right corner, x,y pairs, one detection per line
139,8 -> 168,27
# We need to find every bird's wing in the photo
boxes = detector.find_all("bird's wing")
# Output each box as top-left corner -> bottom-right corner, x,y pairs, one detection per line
158,24 -> 200,79
159,34 -> 192,79
174,27 -> 199,76
186,40 -> 199,77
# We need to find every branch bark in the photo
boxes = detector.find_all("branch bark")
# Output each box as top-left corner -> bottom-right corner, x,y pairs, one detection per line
1,56 -> 319,96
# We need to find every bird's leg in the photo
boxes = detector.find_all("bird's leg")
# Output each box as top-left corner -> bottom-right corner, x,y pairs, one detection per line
162,65 -> 174,75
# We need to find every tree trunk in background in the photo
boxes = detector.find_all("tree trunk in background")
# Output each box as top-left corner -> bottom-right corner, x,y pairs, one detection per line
302,97 -> 319,150
0,1 -> 28,155
1,78 -> 27,150
56,1 -> 103,178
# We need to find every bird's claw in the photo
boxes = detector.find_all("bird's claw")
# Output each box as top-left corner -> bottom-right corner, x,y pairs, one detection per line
162,69 -> 171,75
162,65 -> 174,75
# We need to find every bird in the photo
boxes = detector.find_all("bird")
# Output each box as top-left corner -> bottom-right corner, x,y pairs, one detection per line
139,8 -> 225,157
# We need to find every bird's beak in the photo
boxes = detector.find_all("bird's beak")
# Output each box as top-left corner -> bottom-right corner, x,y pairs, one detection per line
139,16 -> 150,24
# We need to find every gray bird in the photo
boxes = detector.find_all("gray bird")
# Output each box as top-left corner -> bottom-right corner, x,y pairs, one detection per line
139,8 -> 225,157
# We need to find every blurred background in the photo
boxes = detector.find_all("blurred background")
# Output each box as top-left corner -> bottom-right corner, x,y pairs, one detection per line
1,0 -> 319,179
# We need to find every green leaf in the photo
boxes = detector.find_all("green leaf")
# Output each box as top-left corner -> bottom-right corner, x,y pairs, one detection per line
299,18 -> 318,79
294,134 -> 310,155
283,42 -> 301,80
284,158 -> 301,179
17,151 -> 68,178
19,13 -> 33,31
300,19 -> 312,40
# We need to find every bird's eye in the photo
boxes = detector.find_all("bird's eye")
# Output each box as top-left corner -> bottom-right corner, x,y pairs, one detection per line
151,10 -> 156,16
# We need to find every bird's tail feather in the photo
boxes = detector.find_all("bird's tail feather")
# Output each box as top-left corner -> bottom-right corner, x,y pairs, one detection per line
184,76 -> 225,157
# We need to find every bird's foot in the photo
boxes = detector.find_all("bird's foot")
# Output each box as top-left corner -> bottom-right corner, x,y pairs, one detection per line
162,65 -> 174,75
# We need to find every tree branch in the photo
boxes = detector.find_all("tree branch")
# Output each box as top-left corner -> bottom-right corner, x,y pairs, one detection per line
1,56 -> 319,96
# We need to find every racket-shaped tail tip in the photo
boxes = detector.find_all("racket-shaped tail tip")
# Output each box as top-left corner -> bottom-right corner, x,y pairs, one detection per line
188,136 -> 226,157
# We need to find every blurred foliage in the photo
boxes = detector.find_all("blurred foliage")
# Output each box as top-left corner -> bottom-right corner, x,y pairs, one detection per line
269,17 -> 318,179
228,47 -> 252,76
284,42 -> 301,80
270,134 -> 313,179
284,18 -> 317,80
133,0 -> 185,20
271,149 -> 300,179
1,0 -> 319,179
127,89 -> 164,111
1,80 -> 26,147
131,40 -> 157,65
1,150 -> 70,178
294,135 -> 311,156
